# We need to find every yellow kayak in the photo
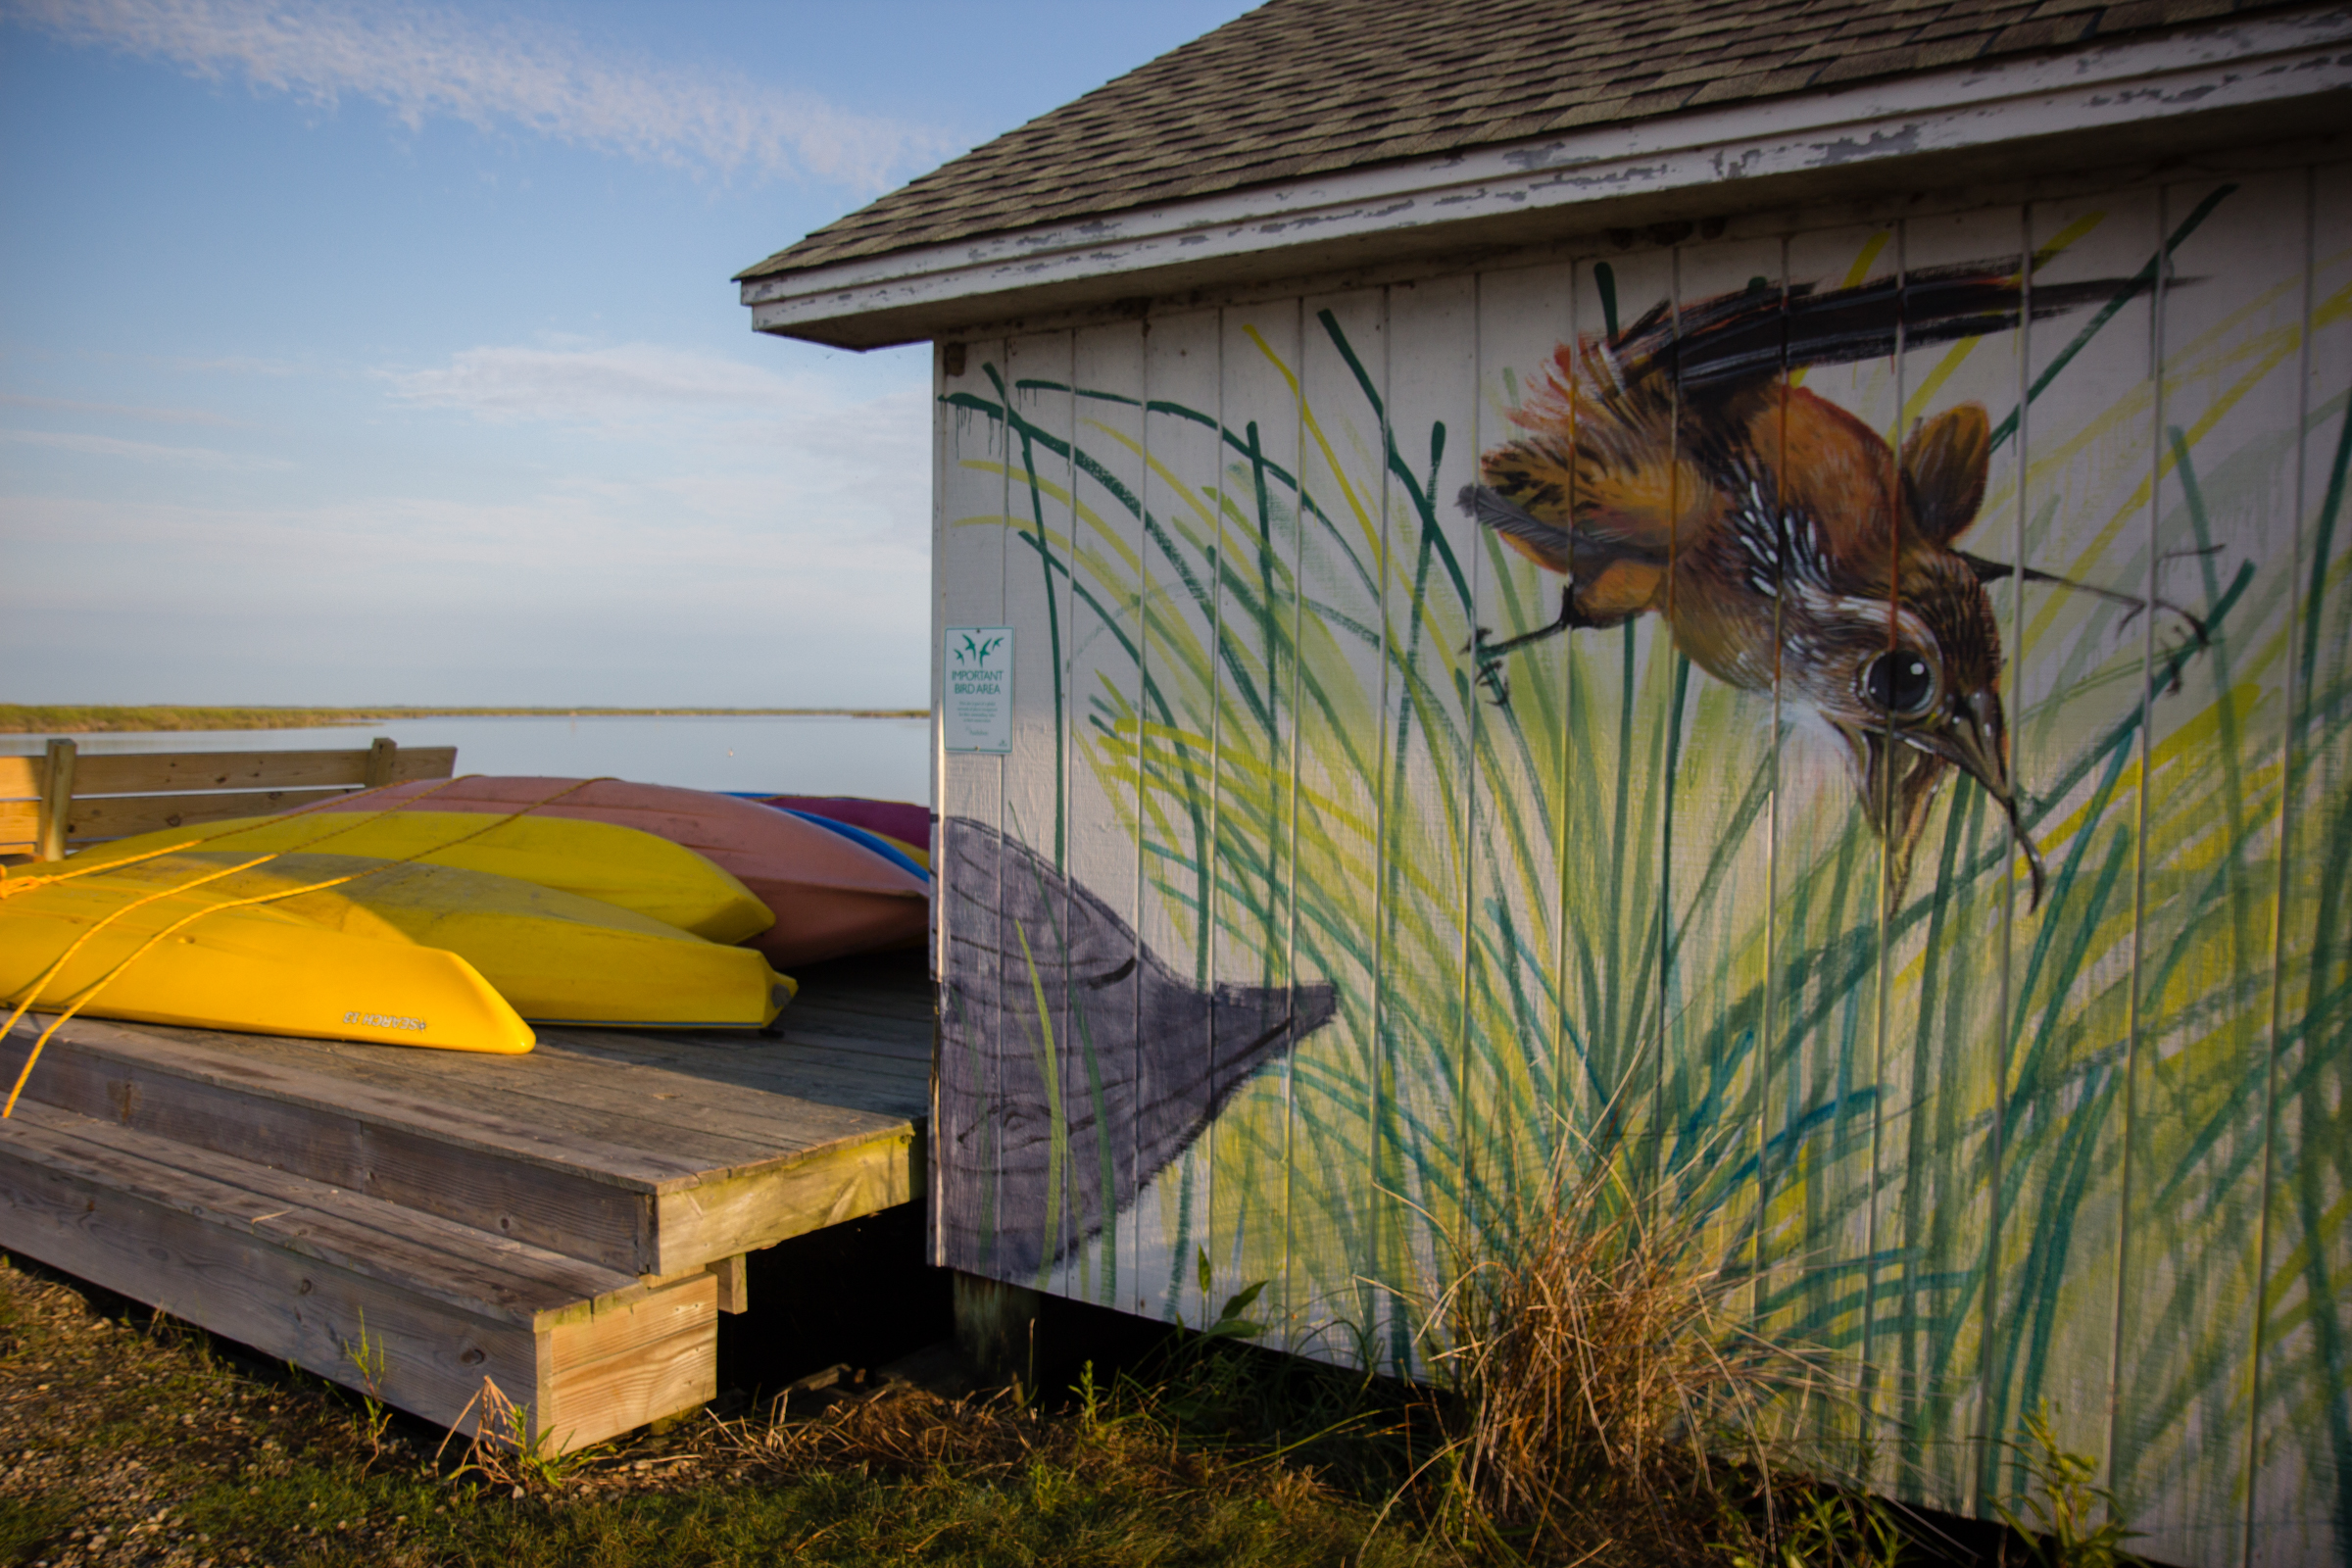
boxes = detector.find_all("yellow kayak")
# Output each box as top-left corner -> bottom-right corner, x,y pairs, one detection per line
60,811 -> 775,945
3,853 -> 795,1032
0,878 -> 533,1055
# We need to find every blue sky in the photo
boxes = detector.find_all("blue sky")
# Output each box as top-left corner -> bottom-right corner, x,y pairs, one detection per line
0,0 -> 1257,707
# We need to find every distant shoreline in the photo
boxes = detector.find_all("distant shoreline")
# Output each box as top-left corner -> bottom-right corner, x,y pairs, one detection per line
0,705 -> 931,734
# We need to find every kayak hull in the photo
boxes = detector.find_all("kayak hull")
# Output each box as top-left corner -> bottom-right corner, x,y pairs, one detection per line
317,778 -> 930,966
65,810 -> 773,946
0,892 -> 534,1054
3,853 -> 792,1033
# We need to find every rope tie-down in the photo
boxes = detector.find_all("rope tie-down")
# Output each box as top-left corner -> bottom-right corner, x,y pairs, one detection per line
0,775 -> 614,1116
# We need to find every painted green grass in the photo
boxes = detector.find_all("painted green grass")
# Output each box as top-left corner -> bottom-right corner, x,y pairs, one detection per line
947,201 -> 2352,1545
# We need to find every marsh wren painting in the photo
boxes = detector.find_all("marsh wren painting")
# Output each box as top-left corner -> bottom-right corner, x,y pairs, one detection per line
1462,263 -> 2209,910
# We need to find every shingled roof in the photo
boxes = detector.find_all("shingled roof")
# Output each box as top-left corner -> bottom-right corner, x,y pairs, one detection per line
738,0 -> 2305,282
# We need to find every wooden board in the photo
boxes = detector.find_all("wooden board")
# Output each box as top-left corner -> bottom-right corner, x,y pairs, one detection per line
535,1277 -> 718,1451
5,968 -> 931,1279
652,1124 -> 922,1272
59,787 -> 369,839
5,1023 -> 660,1273
0,1100 -> 715,1451
70,746 -> 459,797
0,744 -> 459,854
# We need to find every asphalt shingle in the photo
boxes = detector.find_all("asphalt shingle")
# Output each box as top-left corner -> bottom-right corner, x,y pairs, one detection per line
739,0 -> 2316,281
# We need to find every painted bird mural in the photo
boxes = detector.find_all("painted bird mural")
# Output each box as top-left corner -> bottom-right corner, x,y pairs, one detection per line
1461,262 -> 2209,908
935,818 -> 1338,1276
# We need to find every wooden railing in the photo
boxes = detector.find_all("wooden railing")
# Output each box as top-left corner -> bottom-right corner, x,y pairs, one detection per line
0,738 -> 458,860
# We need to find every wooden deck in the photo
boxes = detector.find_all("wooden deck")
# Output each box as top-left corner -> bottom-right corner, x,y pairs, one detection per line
0,952 -> 933,1451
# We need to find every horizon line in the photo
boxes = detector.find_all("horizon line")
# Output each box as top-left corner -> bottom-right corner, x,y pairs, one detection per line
1,704 -> 932,735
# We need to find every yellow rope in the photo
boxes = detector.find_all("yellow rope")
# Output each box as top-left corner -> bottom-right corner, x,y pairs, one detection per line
0,774 -> 617,1116
0,840 -> 205,900
2,853 -> 285,1117
3,863 -> 377,1119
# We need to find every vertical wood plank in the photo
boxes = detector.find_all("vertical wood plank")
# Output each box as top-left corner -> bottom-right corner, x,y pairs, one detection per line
1562,252 -> 1676,1172
1994,187 -> 2163,1492
1132,309 -> 1225,1325
1769,220 -> 1896,1462
935,334 -> 1010,1280
1001,332 -> 1078,1284
929,334 -> 951,1257
2252,159 -> 2352,1568
1876,205 -> 2029,1505
1377,273 -> 1479,1365
1466,260 -> 1576,1259
37,739 -> 76,862
1289,289 -> 1392,1362
1658,232 -> 1784,1349
1054,318 -> 1148,1307
1209,298 -> 1305,1343
2110,170 -> 2306,1568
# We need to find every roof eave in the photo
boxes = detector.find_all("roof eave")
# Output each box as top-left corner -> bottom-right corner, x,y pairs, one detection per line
742,8 -> 2352,351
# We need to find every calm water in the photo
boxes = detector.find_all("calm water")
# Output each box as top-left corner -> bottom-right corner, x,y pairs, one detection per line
3,714 -> 934,804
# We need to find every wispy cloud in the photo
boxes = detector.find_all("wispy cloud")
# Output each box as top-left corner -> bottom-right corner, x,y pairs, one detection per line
0,391 -> 236,425
0,427 -> 290,468
379,339 -> 933,544
383,342 -> 813,423
7,0 -> 952,188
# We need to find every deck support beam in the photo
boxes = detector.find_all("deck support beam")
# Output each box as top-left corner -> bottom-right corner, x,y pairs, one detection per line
951,1271 -> 1040,1397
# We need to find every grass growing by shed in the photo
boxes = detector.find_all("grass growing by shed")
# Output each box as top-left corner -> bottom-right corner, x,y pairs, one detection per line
7,1239 -> 2107,1568
1,1253 -> 1445,1568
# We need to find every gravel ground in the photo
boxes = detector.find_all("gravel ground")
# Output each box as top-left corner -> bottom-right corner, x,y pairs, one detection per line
1,1253 -> 1422,1568
0,1255 -> 786,1568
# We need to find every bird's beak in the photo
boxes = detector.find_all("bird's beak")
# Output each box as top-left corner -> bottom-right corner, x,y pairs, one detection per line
1835,722 -> 1949,905
1833,692 -> 2047,912
1922,688 -> 2048,912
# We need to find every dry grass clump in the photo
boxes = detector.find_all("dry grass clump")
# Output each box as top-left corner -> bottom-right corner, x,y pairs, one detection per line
721,1370 -> 1353,1508
1422,1145 -> 1829,1563
731,1384 -> 1046,1478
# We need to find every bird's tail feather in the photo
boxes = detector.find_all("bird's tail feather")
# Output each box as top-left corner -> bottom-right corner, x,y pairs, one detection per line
1613,260 -> 2166,392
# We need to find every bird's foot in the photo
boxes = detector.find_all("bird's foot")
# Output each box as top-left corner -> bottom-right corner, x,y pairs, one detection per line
1462,630 -> 1512,707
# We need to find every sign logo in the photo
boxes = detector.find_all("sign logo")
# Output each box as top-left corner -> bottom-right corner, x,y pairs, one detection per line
953,631 -> 1005,664
942,624 -> 1013,754
344,1009 -> 427,1032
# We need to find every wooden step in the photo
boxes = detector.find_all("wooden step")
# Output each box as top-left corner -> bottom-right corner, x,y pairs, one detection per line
0,1100 -> 714,1452
2,1005 -> 927,1280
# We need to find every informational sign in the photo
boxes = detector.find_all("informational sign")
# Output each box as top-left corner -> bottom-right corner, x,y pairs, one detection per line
941,625 -> 1013,754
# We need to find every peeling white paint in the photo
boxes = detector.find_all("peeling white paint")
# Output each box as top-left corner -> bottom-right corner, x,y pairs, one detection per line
741,10 -> 2352,342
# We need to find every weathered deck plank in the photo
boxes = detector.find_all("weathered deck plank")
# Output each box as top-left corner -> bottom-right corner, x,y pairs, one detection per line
0,1100 -> 718,1449
0,954 -> 934,1446
0,956 -> 933,1276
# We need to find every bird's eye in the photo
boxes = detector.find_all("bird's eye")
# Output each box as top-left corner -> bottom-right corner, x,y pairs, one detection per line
1861,652 -> 1936,716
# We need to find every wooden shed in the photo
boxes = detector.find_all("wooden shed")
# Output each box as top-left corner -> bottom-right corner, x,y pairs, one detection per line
738,3 -> 2352,1561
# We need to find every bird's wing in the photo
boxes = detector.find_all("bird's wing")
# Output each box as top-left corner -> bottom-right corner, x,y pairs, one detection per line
1466,431 -> 1680,564
1458,478 -> 1575,573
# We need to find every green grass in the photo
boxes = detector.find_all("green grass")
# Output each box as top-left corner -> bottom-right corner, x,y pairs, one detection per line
1,1256 -> 1445,1568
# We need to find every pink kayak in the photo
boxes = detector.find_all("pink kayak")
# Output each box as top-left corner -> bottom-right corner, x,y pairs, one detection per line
308,777 -> 929,967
